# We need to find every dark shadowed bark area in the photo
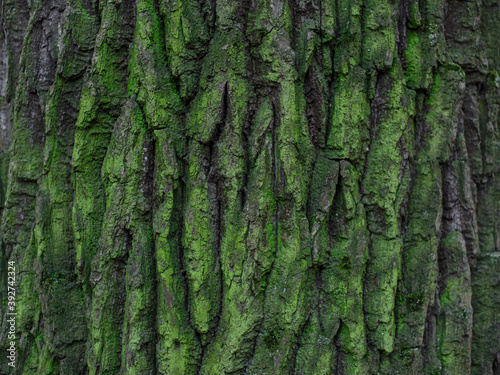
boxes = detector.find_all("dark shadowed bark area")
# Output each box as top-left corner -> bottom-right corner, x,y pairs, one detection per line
0,0 -> 499,373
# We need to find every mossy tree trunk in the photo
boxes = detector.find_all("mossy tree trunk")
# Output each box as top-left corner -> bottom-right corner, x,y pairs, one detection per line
0,0 -> 499,374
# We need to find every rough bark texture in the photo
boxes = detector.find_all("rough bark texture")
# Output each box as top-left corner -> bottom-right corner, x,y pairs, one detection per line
0,0 -> 499,374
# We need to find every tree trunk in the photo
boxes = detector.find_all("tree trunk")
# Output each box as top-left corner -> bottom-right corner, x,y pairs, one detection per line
0,0 -> 499,373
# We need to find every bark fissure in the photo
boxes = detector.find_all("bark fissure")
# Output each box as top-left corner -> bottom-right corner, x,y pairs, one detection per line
271,100 -> 279,282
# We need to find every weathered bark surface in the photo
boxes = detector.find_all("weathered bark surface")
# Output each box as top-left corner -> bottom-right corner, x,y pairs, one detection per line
0,0 -> 499,374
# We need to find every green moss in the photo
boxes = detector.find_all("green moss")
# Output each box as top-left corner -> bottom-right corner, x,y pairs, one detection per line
362,0 -> 396,70
127,0 -> 185,140
362,62 -> 414,354
421,65 -> 465,163
161,0 -> 211,100
71,0 -> 134,308
335,0 -> 364,72
319,161 -> 369,374
403,26 -> 437,90
294,311 -> 335,375
183,144 -> 221,339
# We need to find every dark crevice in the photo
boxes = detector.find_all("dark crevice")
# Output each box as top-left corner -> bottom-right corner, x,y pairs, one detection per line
92,226 -> 132,372
396,0 -> 410,66
117,0 -> 137,83
413,89 -> 429,159
395,135 -> 412,338
333,0 -> 340,39
238,0 -> 251,33
319,0 -> 323,68
304,65 -> 324,232
0,0 -> 7,40
493,351 -> 500,375
333,324 -> 343,375
368,71 -> 389,146
122,228 -> 133,265
27,88 -> 46,147
254,99 -> 280,364
168,132 -> 206,375
324,39 -> 335,149
239,5 -> 255,212
143,115 -> 158,373
420,292 -> 439,372
212,0 -> 217,31
304,65 -> 323,150
477,82 -> 489,180
256,98 -> 280,310
360,71 -> 382,198
361,72 -> 388,357
271,100 -> 279,270
315,267 -> 326,333
458,83 -> 481,266
358,0 -> 366,65
291,311 -> 312,374
210,0 -> 217,34
177,163 -> 204,357
152,0 -> 166,63
205,82 -> 228,177
176,179 -> 189,310
404,91 -> 427,230
196,0 -> 216,37
240,101 -> 253,212
288,0 -> 297,49
305,177 -> 314,236
438,154 -> 458,295
462,82 -> 483,182
199,82 -> 228,356
138,103 -> 156,201
241,0 -> 256,210
327,173 -> 343,249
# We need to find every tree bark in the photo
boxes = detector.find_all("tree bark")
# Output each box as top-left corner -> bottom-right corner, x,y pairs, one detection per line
0,0 -> 499,374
